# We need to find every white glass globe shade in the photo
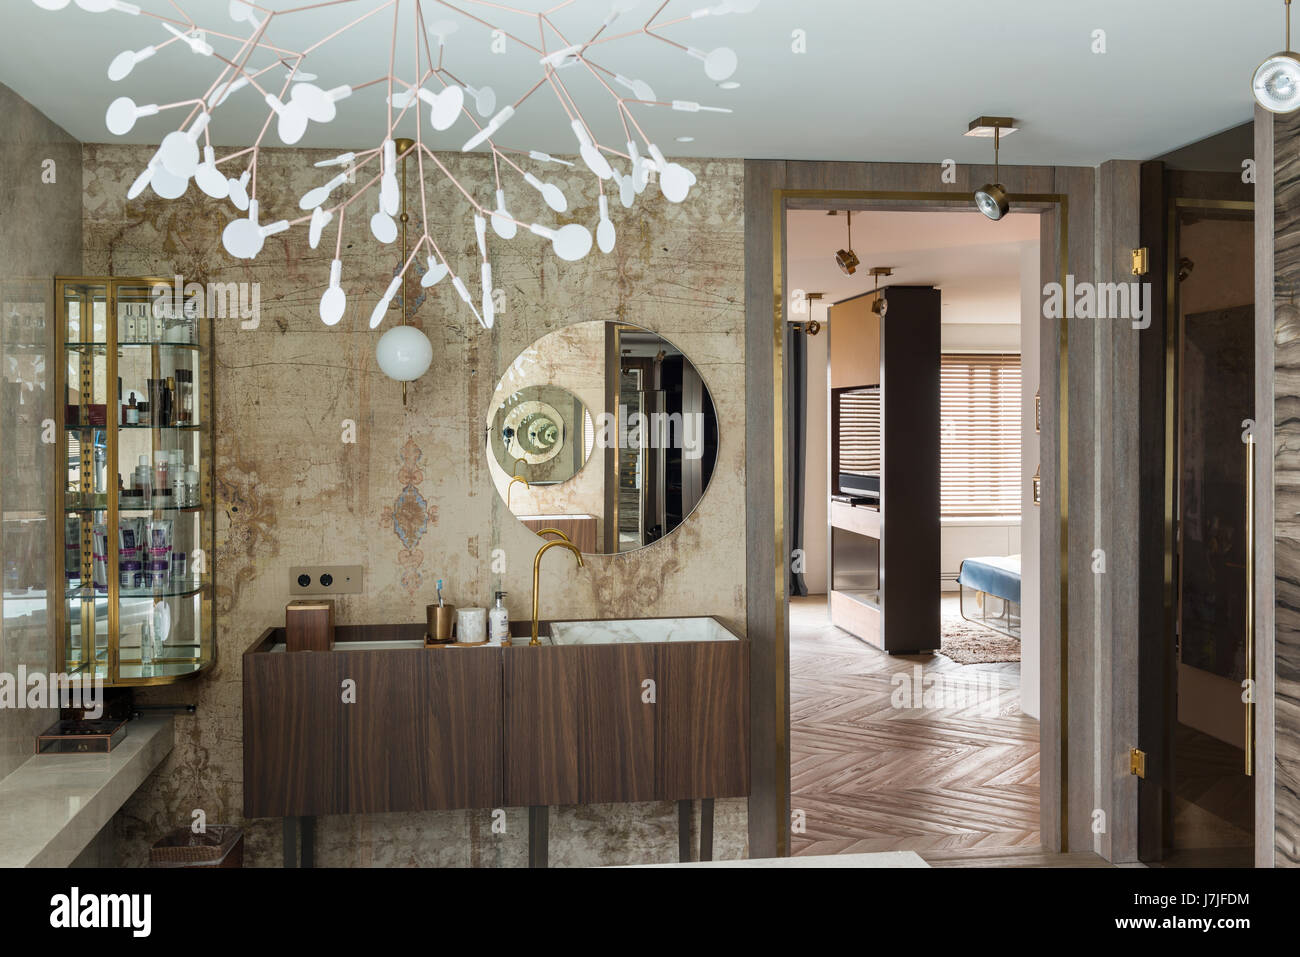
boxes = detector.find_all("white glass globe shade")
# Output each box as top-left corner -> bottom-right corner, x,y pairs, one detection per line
376,325 -> 433,381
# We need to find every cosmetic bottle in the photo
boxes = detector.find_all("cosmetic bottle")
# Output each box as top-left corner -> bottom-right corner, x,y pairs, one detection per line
154,451 -> 169,497
170,450 -> 186,504
125,392 -> 139,425
176,369 -> 193,425
164,376 -> 176,426
134,455 -> 152,509
489,591 -> 510,643
137,400 -> 150,427
185,469 -> 199,508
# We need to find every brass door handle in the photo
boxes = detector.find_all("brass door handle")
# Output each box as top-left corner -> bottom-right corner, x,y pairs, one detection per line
1246,435 -> 1255,777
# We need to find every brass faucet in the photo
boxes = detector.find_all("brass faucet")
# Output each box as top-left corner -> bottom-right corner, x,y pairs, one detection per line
531,539 -> 584,645
507,474 -> 529,508
535,527 -> 572,543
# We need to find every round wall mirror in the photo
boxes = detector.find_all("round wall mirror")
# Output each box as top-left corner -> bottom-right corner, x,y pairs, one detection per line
485,320 -> 719,555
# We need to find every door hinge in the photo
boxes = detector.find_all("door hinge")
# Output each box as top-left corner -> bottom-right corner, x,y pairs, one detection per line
1131,247 -> 1149,276
1129,747 -> 1146,778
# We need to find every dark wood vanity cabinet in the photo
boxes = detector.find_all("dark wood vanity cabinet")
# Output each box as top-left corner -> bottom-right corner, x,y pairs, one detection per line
244,625 -> 749,819
244,633 -> 502,818
502,639 -> 750,807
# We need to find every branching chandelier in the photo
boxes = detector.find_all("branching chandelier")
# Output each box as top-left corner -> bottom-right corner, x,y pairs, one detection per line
32,0 -> 757,334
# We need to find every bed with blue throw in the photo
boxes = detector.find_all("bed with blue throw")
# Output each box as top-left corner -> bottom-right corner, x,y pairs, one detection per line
956,555 -> 1021,639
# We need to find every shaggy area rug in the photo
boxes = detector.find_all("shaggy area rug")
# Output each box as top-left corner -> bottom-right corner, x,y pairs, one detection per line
938,613 -> 1021,665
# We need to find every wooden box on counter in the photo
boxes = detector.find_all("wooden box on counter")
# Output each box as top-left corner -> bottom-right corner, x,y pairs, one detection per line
285,600 -> 335,652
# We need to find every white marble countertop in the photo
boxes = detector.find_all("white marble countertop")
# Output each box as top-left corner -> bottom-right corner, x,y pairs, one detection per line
631,851 -> 929,868
0,715 -> 174,868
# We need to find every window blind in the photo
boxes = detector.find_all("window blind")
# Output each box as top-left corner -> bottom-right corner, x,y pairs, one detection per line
838,387 -> 880,474
940,353 -> 1022,517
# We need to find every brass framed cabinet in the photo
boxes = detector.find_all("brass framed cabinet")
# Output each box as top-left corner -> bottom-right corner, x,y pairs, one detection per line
54,277 -> 215,687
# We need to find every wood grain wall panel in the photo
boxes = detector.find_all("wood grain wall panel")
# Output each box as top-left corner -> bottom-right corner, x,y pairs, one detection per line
659,641 -> 750,800
1271,108 -> 1300,868
1255,104 -> 1278,869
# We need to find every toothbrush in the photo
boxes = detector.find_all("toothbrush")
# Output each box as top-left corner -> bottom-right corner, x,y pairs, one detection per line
437,579 -> 444,607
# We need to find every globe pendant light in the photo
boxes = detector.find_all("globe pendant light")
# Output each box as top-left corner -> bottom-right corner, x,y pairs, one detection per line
1254,0 -> 1300,113
972,117 -> 1015,222
370,138 -> 432,403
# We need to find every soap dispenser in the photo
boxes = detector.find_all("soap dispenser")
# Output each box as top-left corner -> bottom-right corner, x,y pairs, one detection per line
489,591 -> 510,644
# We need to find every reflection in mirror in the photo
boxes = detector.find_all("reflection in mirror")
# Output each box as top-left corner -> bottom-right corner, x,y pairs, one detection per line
486,320 -> 718,555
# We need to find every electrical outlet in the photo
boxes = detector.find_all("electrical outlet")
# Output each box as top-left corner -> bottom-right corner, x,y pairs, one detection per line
289,565 -> 364,596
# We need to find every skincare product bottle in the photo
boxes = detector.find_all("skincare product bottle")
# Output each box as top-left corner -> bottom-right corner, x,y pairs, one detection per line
163,376 -> 176,426
489,591 -> 510,643
185,469 -> 199,508
176,369 -> 193,425
169,450 -> 185,501
140,621 -> 154,677
137,400 -> 150,427
125,392 -> 139,425
135,454 -> 152,508
154,451 -> 169,497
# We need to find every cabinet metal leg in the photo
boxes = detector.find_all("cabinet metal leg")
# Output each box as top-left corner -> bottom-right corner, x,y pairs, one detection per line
700,798 -> 714,862
282,817 -> 297,868
528,806 -> 549,868
677,800 -> 693,862
301,815 -> 315,868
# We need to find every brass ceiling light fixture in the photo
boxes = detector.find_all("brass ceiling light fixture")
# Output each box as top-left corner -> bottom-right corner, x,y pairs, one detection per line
795,292 -> 823,336
835,210 -> 860,275
869,267 -> 893,316
968,116 -> 1017,222
1254,0 -> 1300,112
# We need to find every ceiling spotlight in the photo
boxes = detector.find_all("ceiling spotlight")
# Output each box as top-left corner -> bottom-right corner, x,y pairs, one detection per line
869,267 -> 892,316
1254,0 -> 1300,112
835,210 -> 859,275
969,116 -> 1015,221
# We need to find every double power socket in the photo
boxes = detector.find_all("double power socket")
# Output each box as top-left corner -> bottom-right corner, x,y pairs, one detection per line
289,565 -> 364,596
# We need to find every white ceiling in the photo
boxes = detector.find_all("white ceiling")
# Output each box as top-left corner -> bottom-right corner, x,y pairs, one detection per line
787,209 -> 1039,324
0,0 -> 1280,165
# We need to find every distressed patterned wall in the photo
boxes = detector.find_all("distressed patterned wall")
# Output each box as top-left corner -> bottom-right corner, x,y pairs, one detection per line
0,84 -> 82,781
81,142 -> 747,866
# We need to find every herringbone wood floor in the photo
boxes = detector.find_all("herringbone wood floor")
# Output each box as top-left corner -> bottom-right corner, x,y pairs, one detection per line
791,595 -> 1040,861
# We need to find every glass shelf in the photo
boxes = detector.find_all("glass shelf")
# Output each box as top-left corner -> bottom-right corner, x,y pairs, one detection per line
65,576 -> 207,600
65,341 -> 200,353
64,503 -> 203,514
64,423 -> 201,431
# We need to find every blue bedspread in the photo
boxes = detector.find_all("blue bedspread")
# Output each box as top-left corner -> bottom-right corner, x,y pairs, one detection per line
957,555 -> 1021,604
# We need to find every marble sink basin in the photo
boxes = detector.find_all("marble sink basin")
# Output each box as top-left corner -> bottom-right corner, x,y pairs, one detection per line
548,617 -> 739,645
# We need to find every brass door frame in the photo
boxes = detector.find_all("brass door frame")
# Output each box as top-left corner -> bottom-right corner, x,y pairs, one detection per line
771,189 -> 1070,852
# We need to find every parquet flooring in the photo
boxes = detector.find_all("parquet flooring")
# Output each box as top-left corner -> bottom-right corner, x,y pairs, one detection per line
790,595 -> 1041,860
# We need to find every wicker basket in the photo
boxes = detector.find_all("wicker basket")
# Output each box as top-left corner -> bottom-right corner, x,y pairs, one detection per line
149,826 -> 244,868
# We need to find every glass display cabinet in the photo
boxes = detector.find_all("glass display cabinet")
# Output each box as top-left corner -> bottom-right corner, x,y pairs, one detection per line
54,277 -> 214,686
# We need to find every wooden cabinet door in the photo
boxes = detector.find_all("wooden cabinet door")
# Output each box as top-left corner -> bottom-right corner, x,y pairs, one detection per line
336,649 -> 502,813
504,644 -> 656,806
243,650 -> 342,818
657,641 -> 750,800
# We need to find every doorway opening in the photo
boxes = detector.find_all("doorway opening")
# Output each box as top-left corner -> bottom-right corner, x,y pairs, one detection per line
784,205 -> 1046,862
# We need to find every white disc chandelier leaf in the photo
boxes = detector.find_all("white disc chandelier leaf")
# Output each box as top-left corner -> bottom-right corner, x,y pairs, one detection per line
33,0 -> 757,332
